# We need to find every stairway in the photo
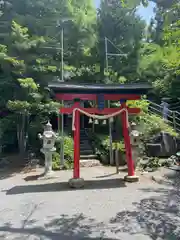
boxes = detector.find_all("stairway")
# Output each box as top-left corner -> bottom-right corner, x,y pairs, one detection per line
80,129 -> 101,167
148,100 -> 180,132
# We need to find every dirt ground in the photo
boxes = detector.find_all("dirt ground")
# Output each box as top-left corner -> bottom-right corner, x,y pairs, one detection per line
0,166 -> 179,240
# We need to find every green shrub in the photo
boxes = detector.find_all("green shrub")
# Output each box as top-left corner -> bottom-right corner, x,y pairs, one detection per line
127,99 -> 149,113
91,133 -> 125,161
112,141 -> 125,152
52,152 -> 60,170
52,151 -> 74,170
127,99 -> 178,140
89,133 -> 108,158
139,113 -> 178,140
139,156 -> 172,172
101,135 -> 125,151
53,134 -> 74,170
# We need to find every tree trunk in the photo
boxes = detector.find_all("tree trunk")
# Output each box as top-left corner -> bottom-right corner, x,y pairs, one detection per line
115,149 -> 119,174
17,113 -> 28,162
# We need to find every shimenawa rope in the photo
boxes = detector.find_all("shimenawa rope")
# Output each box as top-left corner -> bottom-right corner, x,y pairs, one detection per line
72,108 -> 129,131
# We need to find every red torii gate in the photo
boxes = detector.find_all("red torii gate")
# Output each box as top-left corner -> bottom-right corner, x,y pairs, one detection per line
49,83 -> 151,187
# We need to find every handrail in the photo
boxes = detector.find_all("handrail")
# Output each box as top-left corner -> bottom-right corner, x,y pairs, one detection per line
147,100 -> 180,133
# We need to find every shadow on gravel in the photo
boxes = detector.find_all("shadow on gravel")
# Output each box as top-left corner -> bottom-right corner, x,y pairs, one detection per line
5,178 -> 126,195
0,170 -> 16,180
152,168 -> 180,188
24,174 -> 45,181
110,184 -> 180,240
0,213 -> 116,240
163,169 -> 180,188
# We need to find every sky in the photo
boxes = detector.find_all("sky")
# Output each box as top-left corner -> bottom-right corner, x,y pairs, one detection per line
94,0 -> 156,24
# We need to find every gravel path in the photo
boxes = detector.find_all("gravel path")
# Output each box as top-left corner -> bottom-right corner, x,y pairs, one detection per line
0,166 -> 179,240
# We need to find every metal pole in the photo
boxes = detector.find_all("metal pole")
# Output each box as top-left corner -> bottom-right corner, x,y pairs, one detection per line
108,100 -> 113,165
105,37 -> 113,165
173,111 -> 176,131
60,26 -> 64,167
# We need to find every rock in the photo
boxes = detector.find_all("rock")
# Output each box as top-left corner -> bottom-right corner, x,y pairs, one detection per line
141,171 -> 149,175
161,132 -> 177,156
146,143 -> 162,157
152,175 -> 164,184
169,166 -> 180,171
146,167 -> 154,172
30,158 -> 39,167
68,178 -> 85,188
139,158 -> 149,165
100,154 -> 109,165
124,175 -> 139,183
146,132 -> 177,158
159,158 -> 169,166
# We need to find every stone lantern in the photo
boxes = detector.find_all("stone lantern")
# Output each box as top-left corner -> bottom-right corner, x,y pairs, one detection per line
130,122 -> 141,168
38,121 -> 57,177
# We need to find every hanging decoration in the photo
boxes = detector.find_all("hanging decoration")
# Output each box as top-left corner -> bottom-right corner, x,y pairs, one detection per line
95,119 -> 99,125
72,107 -> 129,131
102,120 -> 107,125
88,118 -> 93,124
110,117 -> 114,123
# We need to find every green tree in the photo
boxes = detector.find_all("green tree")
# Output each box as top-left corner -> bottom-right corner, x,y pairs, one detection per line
97,0 -> 145,82
0,0 -> 98,158
0,21 -> 60,158
0,0 -> 97,80
138,3 -> 180,99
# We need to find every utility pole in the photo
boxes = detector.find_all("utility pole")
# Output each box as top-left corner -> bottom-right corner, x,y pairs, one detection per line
59,18 -> 73,167
104,37 -> 127,166
105,37 -> 113,165
39,19 -> 67,167
60,24 -> 64,167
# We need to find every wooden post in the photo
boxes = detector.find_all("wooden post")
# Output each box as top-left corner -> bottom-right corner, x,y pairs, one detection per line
115,144 -> 119,174
69,101 -> 85,188
73,103 -> 80,179
121,102 -> 135,178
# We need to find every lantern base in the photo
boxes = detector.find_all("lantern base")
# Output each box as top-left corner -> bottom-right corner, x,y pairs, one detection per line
38,170 -> 55,180
124,175 -> 139,183
68,178 -> 85,188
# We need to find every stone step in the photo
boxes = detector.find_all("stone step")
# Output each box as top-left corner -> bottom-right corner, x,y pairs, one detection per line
80,147 -> 92,151
80,152 -> 94,156
80,150 -> 93,154
80,142 -> 90,146
79,131 -> 94,156
80,140 -> 89,143
80,137 -> 89,141
80,145 -> 92,150
80,142 -> 91,146
80,159 -> 101,167
80,154 -> 97,160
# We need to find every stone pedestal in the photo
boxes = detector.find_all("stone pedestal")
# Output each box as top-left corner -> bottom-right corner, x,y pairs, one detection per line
132,146 -> 140,169
40,147 -> 56,178
124,175 -> 139,183
38,171 -> 56,180
124,175 -> 139,182
68,178 -> 85,188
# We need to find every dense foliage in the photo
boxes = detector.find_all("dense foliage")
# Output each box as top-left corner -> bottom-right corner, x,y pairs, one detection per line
53,134 -> 74,170
140,1 -> 180,99
0,0 -> 179,164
